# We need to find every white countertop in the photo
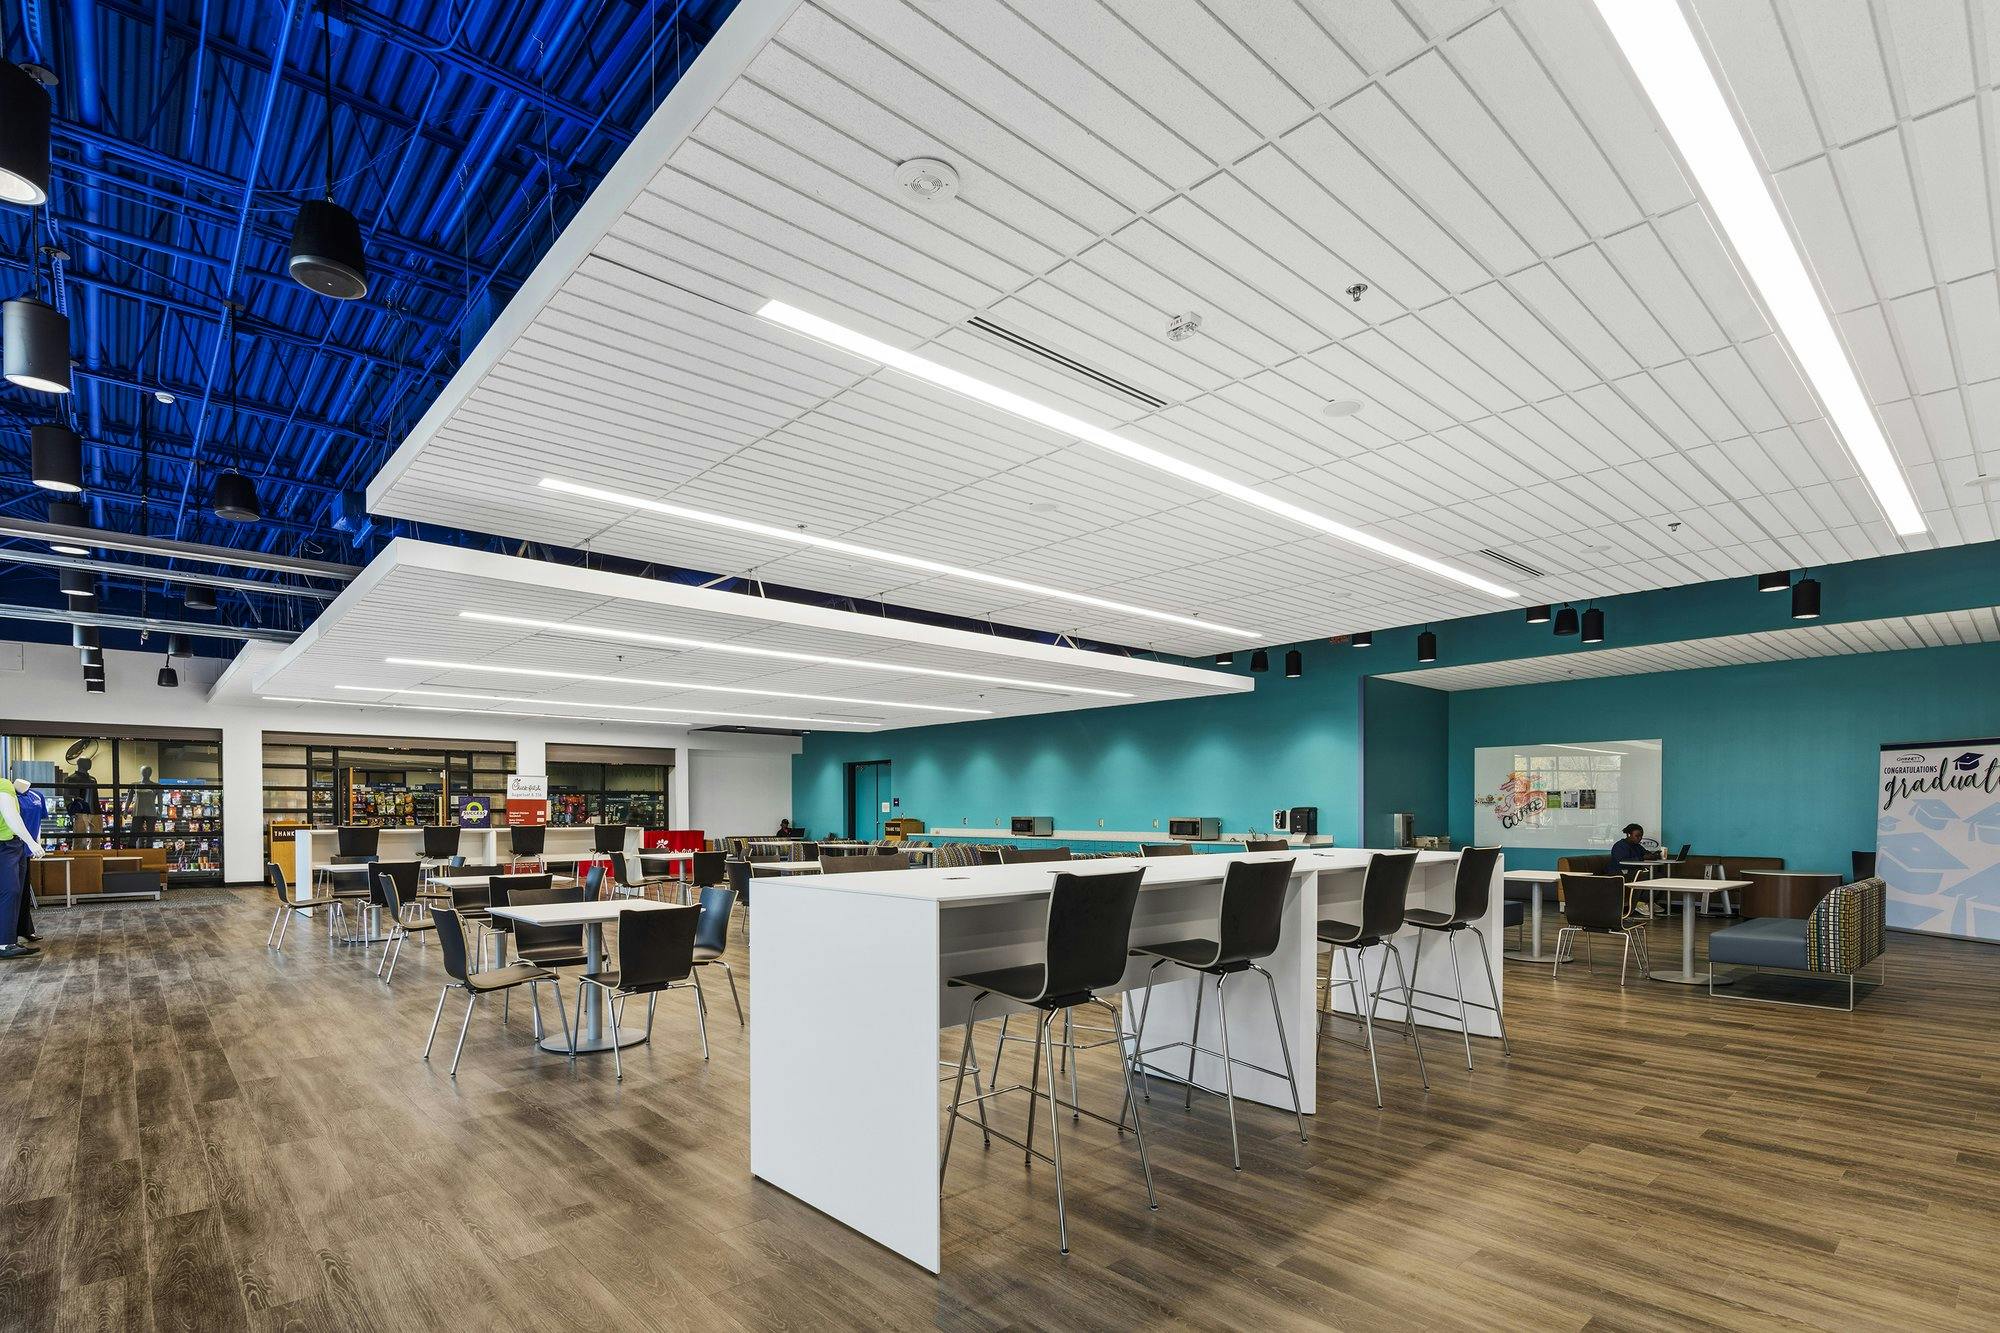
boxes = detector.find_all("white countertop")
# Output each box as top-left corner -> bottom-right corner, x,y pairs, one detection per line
924,827 -> 1332,846
488,899 -> 688,926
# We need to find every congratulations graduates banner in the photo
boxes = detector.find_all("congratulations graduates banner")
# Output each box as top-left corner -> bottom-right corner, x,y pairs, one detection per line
1877,739 -> 2000,941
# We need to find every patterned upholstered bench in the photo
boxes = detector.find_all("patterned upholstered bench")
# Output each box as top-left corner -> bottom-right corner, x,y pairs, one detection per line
1706,876 -> 1887,1010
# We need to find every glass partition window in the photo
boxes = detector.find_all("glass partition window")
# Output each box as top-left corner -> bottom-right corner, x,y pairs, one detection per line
2,732 -> 223,881
548,762 -> 670,827
262,740 -> 517,832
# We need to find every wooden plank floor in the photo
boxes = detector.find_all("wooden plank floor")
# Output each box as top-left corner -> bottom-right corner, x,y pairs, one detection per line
1,892 -> 1995,1332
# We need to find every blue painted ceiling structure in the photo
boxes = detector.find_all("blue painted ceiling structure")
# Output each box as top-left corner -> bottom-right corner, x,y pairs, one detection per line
0,0 -> 740,649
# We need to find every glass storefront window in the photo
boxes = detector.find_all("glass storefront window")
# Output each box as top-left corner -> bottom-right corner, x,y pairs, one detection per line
1,731 -> 224,881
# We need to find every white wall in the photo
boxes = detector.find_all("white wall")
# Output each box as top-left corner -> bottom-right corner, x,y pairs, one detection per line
3,639 -> 798,882
690,751 -> 794,838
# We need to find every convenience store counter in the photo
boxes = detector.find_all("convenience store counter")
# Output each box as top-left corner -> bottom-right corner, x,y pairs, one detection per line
287,824 -> 643,899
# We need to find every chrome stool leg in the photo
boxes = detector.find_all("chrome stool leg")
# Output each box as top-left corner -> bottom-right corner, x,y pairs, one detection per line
1468,924 -> 1509,1056
1252,962 -> 1308,1145
1040,1009 -> 1069,1255
1386,940 -> 1428,1090
1444,931 -> 1474,1070
1213,973 -> 1240,1170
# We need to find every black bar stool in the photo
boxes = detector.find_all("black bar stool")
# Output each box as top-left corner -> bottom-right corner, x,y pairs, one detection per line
1123,857 -> 1307,1169
941,867 -> 1156,1256
1316,850 -> 1428,1107
1404,846 -> 1511,1068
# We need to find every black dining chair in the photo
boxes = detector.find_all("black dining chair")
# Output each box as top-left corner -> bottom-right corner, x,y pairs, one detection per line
691,849 -> 729,893
1243,838 -> 1290,852
507,824 -> 546,871
420,908 -> 571,1078
570,907 -> 707,1079
689,885 -> 741,1024
1316,851 -> 1428,1108
593,824 -> 628,855
1123,858 -> 1306,1169
265,861 -> 344,949
609,851 -> 671,900
374,870 -> 435,984
580,863 -> 606,902
421,825 -> 460,863
509,886 -> 588,970
1554,873 -> 1649,984
1000,846 -> 1071,864
1403,847 -> 1510,1069
1140,843 -> 1193,857
941,868 -> 1156,1256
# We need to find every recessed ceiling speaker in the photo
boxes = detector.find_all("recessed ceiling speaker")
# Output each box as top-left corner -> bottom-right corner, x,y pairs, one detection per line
1417,630 -> 1438,663
894,157 -> 960,204
1553,606 -> 1579,636
59,569 -> 94,600
1791,577 -> 1821,620
47,497 -> 90,553
211,470 -> 262,522
0,62 -> 51,206
183,584 -> 217,612
5,297 -> 71,393
1581,607 -> 1605,644
289,197 -> 369,299
1756,570 -> 1790,593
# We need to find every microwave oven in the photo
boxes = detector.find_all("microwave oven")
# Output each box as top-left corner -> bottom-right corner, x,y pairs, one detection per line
1010,816 -> 1054,836
1168,816 -> 1221,840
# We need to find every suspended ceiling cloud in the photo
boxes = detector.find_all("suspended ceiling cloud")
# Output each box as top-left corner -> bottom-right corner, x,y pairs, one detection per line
370,0 -> 1998,655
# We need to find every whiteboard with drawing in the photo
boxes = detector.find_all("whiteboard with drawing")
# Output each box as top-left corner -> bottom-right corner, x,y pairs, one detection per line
1470,739 -> 1663,849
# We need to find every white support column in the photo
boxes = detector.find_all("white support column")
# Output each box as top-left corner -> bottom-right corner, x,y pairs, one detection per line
221,720 -> 265,883
671,745 -> 693,830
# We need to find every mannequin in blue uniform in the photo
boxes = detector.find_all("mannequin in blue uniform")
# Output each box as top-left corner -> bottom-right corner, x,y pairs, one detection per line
0,779 -> 45,959
15,779 -> 45,943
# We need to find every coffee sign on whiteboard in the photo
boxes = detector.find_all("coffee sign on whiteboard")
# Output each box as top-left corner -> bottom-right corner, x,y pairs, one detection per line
1471,740 -> 1662,849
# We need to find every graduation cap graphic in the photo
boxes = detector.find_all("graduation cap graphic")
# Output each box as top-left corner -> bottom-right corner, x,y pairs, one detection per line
1954,751 -> 1985,771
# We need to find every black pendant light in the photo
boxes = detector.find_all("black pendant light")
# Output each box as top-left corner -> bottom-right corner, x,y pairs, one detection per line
1249,649 -> 1269,673
183,584 -> 217,612
30,423 -> 82,491
84,678 -> 106,694
0,61 -> 52,207
47,497 -> 90,553
1215,652 -> 1234,666
1581,607 -> 1605,644
82,658 -> 104,680
5,238 -> 72,393
1416,630 -> 1438,663
1756,570 -> 1790,593
167,633 -> 193,658
1524,605 -> 1551,624
1791,576 -> 1821,620
71,624 -> 98,651
1351,631 -> 1372,648
289,10 -> 367,299
1553,605 -> 1579,636
80,648 -> 102,669
157,658 -> 180,688
59,569 -> 94,600
1284,649 -> 1302,678
209,306 -> 262,522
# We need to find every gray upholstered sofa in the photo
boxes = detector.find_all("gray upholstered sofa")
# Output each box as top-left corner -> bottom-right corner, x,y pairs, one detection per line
1706,877 -> 1886,1010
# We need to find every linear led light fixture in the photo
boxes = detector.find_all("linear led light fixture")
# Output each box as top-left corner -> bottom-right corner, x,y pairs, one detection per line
265,695 -> 874,731
334,684 -> 880,729
538,477 -> 1258,638
379,657 -> 991,715
457,611 -> 1137,698
752,301 -> 1519,600
1591,0 -> 1925,537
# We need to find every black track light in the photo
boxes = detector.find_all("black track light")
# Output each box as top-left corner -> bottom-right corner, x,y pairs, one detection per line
157,661 -> 179,688
289,10 -> 367,298
4,297 -> 70,393
84,678 -> 105,694
47,497 -> 90,553
1351,631 -> 1372,648
30,423 -> 82,491
71,624 -> 98,651
183,584 -> 216,612
1249,649 -> 1269,673
1417,630 -> 1438,664
0,62 -> 53,207
59,569 -> 94,600
1284,649 -> 1302,678
1215,652 -> 1234,666
167,633 -> 192,658
211,470 -> 261,522
1791,577 -> 1821,620
1581,607 -> 1605,644
1553,605 -> 1579,636
1756,570 -> 1790,593
1525,605 -> 1551,624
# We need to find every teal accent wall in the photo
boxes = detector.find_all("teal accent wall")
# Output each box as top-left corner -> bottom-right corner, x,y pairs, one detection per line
1360,677 -> 1448,848
1446,641 -> 2000,871
794,540 -> 2000,855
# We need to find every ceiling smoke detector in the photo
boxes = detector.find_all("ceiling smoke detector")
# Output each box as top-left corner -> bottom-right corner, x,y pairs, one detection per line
1323,399 -> 1363,418
1167,311 -> 1203,342
894,158 -> 960,203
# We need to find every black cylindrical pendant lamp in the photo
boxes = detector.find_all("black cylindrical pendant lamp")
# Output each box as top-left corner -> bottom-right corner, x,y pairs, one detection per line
290,199 -> 369,299
80,648 -> 102,668
59,569 -> 94,600
1215,652 -> 1234,666
0,62 -> 52,206
1553,606 -> 1579,636
82,658 -> 104,679
1756,570 -> 1790,593
47,497 -> 90,553
1791,577 -> 1821,620
84,678 -> 106,694
167,633 -> 193,658
1284,649 -> 1302,678
1249,649 -> 1269,673
71,624 -> 98,650
1581,607 -> 1605,643
183,584 -> 217,612
30,423 -> 82,491
1417,630 -> 1437,663
1351,631 -> 1372,648
211,470 -> 261,522
157,663 -> 180,688
1524,605 -> 1551,624
4,296 -> 71,393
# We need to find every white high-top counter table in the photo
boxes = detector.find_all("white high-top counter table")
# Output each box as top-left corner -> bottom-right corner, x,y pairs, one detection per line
750,845 -> 1496,1271
288,824 -> 643,898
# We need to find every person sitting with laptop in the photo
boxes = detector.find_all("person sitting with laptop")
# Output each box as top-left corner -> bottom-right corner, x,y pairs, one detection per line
1609,824 -> 1655,876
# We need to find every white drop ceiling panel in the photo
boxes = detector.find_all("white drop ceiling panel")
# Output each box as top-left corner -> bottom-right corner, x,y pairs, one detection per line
250,541 -> 1247,732
1378,605 -> 2000,691
371,0 -> 2000,658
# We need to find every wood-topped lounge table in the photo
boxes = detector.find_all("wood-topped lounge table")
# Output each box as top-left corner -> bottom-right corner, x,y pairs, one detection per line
1643,878 -> 1752,984
486,898 -> 690,1054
